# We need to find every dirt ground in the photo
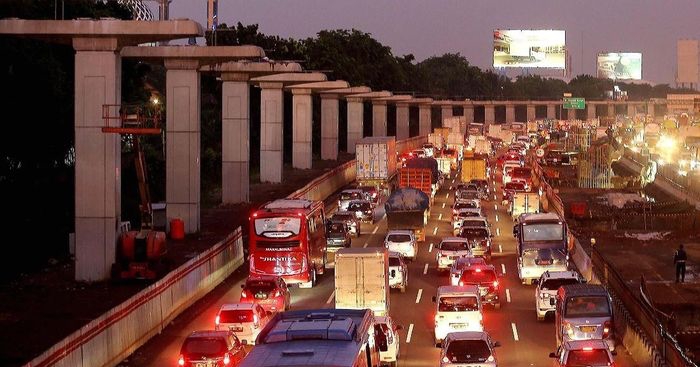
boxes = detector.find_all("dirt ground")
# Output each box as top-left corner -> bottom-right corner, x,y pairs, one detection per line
0,156 -> 351,366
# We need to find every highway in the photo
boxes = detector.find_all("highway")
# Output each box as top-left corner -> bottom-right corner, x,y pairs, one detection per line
123,168 -> 640,367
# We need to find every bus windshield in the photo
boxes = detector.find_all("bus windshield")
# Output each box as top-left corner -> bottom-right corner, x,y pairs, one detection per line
254,217 -> 301,237
522,223 -> 563,242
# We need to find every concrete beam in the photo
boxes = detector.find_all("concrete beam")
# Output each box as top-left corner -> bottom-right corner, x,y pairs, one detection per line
201,61 -> 301,74
321,94 -> 340,160
120,45 -> 265,64
348,91 -> 392,99
285,80 -> 349,90
250,72 -> 327,84
322,86 -> 371,95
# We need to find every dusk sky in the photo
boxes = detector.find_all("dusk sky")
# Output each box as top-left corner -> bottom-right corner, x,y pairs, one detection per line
153,0 -> 700,85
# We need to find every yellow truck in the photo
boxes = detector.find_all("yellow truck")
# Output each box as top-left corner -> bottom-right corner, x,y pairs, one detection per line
461,154 -> 488,182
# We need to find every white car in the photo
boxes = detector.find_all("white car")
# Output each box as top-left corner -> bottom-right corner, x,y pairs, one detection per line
452,208 -> 482,231
436,237 -> 472,271
338,189 -> 364,211
385,230 -> 417,261
388,251 -> 408,293
536,270 -> 582,321
440,331 -> 500,367
453,216 -> 489,236
214,303 -> 272,345
375,316 -> 403,367
433,285 -> 484,346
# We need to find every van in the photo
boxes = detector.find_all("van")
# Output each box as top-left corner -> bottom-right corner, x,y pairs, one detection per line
432,285 -> 484,346
555,284 -> 614,351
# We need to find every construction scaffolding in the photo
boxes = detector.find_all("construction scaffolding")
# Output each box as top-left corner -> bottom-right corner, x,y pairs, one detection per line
578,143 -> 613,188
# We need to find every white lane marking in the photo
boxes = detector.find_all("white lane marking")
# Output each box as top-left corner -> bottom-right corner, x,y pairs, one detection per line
501,263 -> 506,274
326,291 -> 335,304
495,214 -> 499,222
496,228 -> 501,236
499,244 -> 503,253
506,289 -> 512,303
416,288 -> 423,303
438,213 -> 443,221
442,203 -> 446,209
493,194 -> 497,201
495,204 -> 498,210
511,323 -> 520,341
363,242 -> 369,248
406,324 -> 415,343
452,179 -> 455,184
446,193 -> 450,199
372,226 -> 378,234
433,226 -> 438,235
423,263 -> 429,275
429,243 -> 434,252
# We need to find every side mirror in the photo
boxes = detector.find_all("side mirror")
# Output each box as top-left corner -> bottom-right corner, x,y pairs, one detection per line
240,284 -> 245,289
548,352 -> 557,358
432,296 -> 437,303
493,341 -> 501,348
550,298 -> 556,306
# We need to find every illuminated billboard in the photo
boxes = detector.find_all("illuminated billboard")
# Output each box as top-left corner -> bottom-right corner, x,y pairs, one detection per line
493,30 -> 566,68
597,52 -> 642,80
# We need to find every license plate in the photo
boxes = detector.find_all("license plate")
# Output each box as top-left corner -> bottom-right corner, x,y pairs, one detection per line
254,293 -> 267,299
579,325 -> 596,333
230,326 -> 243,332
195,363 -> 211,367
450,323 -> 467,329
479,288 -> 488,296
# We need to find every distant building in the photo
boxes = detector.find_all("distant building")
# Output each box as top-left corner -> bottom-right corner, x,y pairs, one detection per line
666,93 -> 700,115
677,40 -> 699,89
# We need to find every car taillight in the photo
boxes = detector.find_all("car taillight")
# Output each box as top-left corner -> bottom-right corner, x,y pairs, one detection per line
492,281 -> 499,288
442,356 -> 450,363
178,355 -> 185,366
223,353 -> 231,365
459,281 -> 464,286
240,290 -> 248,298
215,315 -> 220,325
486,355 -> 495,362
603,320 -> 611,338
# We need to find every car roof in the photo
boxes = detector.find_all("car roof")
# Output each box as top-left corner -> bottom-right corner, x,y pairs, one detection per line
387,230 -> 413,235
463,263 -> 496,271
341,189 -> 363,193
246,275 -> 279,282
563,339 -> 610,351
441,237 -> 468,242
219,303 -> 255,311
438,285 -> 480,295
559,284 -> 608,297
187,330 -> 231,339
445,331 -> 490,342
520,212 -> 561,222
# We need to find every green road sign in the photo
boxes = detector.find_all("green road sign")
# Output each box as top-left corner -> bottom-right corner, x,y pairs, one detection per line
563,97 -> 585,109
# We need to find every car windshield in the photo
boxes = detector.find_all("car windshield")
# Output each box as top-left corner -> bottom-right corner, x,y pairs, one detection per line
460,191 -> 479,200
218,309 -> 254,323
348,202 -> 370,211
440,241 -> 470,251
254,217 -> 301,237
522,223 -> 564,242
565,349 -> 611,366
512,167 -> 531,177
245,280 -> 276,294
389,257 -> 402,267
460,269 -> 497,284
565,296 -> 611,318
340,192 -> 362,201
438,296 -> 479,312
505,182 -> 526,191
326,223 -> 346,235
458,211 -> 480,218
460,228 -> 488,238
454,202 -> 477,210
387,234 -> 412,243
445,340 -> 491,363
541,278 -> 579,291
443,149 -> 456,155
182,338 -> 227,357
462,219 -> 486,227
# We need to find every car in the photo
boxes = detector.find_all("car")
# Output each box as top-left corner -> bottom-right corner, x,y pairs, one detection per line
454,216 -> 489,236
388,251 -> 408,293
330,211 -> 361,237
450,256 -> 487,286
555,284 -> 615,351
536,270 -> 583,321
440,331 -> 500,367
458,226 -> 493,261
215,303 -> 272,345
357,185 -> 380,206
385,230 -> 417,261
436,237 -> 472,272
502,180 -> 527,205
457,264 -> 502,309
452,200 -> 481,213
375,316 -> 403,367
239,275 -> 291,312
411,148 -> 426,158
348,199 -> 374,223
452,208 -> 483,232
455,189 -> 481,204
469,178 -> 490,198
549,340 -> 617,367
433,285 -> 484,346
422,143 -> 435,157
325,221 -> 352,249
178,330 -> 247,367
338,189 -> 364,211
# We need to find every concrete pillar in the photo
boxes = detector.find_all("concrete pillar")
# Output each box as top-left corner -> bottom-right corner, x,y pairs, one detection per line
526,104 -> 536,122
505,104 -> 516,123
73,38 -> 121,281
396,103 -> 410,140
372,100 -> 387,136
627,103 -> 636,117
484,104 -> 495,125
587,103 -> 596,120
546,104 -> 557,119
291,88 -> 312,169
647,103 -> 655,117
347,97 -> 363,153
441,105 -> 453,121
165,59 -> 201,234
320,94 -> 339,160
221,73 -> 249,203
260,82 -> 284,183
419,104 -> 432,136
464,105 -> 474,124
607,103 -> 615,117
567,108 -> 576,121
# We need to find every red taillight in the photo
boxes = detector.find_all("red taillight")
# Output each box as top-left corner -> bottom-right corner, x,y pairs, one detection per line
459,281 -> 464,286
582,346 -> 593,352
223,353 -> 231,365
178,355 -> 185,366
297,212 -> 303,217
240,290 -> 248,298
442,356 -> 450,363
252,212 -> 258,217
475,268 -> 482,272
215,315 -> 220,325
603,320 -> 611,338
493,281 -> 499,288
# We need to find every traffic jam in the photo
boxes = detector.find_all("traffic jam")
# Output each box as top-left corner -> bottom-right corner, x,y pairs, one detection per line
172,121 -> 629,367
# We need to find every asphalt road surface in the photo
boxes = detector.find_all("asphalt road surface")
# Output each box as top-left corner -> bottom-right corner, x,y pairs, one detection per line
123,170 -> 640,367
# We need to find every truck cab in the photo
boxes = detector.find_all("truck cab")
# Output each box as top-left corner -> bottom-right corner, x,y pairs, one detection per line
433,285 -> 484,346
514,213 -> 568,284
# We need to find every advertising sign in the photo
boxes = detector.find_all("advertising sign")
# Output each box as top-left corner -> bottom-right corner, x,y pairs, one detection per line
596,52 -> 642,80
493,30 -> 566,68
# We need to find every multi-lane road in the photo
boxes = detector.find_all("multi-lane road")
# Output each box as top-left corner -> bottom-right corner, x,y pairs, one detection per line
123,169 -> 639,366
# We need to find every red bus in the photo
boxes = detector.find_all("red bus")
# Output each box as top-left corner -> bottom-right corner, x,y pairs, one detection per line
249,199 -> 327,288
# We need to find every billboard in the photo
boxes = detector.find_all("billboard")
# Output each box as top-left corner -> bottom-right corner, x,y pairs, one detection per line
596,52 -> 642,80
493,30 -> 566,68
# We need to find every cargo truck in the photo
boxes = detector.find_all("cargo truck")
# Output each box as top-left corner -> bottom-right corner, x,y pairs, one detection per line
334,247 -> 390,316
461,154 -> 488,183
402,157 -> 440,197
385,187 -> 430,242
509,192 -> 540,220
356,137 -> 397,197
446,132 -> 465,160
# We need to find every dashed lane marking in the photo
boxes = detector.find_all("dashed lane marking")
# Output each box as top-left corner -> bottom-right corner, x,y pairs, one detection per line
511,323 -> 520,341
438,213 -> 443,221
429,243 -> 434,252
416,289 -> 423,303
363,242 -> 369,248
452,179 -> 455,184
493,194 -> 497,201
496,228 -> 500,236
499,244 -> 503,253
446,193 -> 450,199
423,263 -> 429,275
495,204 -> 498,210
372,227 -> 378,234
406,324 -> 415,343
442,203 -> 446,209
433,227 -> 438,235
495,214 -> 499,222
326,291 -> 335,304
506,289 -> 511,303
501,263 -> 506,274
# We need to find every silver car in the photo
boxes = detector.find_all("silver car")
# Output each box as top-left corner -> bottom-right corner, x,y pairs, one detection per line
388,251 -> 408,293
550,339 -> 616,367
440,331 -> 500,366
555,284 -> 615,351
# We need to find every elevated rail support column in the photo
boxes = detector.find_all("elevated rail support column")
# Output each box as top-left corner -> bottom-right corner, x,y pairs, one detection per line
396,102 -> 410,140
74,37 -> 122,281
441,104 -> 453,121
292,88 -> 313,169
526,104 -> 536,122
165,59 -> 201,234
567,108 -> 576,121
321,94 -> 340,160
647,102 -> 655,117
627,103 -> 636,117
221,72 -> 250,203
485,103 -> 496,125
346,97 -> 364,153
372,100 -> 388,136
419,103 -> 432,136
463,104 -> 475,124
546,104 -> 556,119
260,82 -> 284,182
587,103 -> 596,120
505,104 -> 515,123
607,103 -> 615,117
